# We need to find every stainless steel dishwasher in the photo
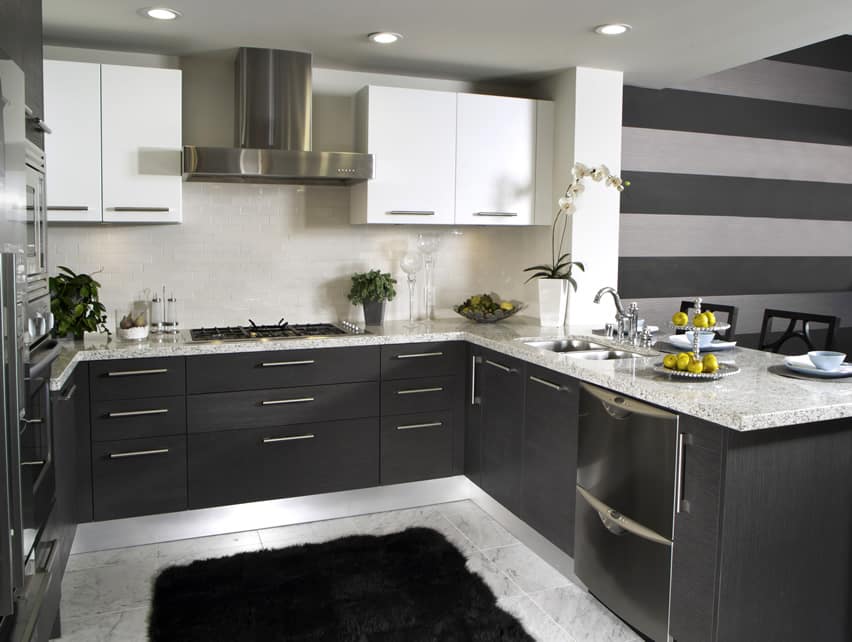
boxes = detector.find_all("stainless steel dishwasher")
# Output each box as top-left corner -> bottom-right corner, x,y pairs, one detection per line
574,383 -> 679,642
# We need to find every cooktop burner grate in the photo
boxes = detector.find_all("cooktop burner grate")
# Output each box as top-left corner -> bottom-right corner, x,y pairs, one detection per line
189,322 -> 351,342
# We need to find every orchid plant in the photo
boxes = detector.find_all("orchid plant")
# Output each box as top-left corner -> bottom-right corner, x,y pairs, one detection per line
523,162 -> 628,291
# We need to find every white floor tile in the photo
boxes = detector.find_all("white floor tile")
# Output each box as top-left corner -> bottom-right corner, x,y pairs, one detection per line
438,500 -> 519,549
483,543 -> 573,594
60,605 -> 150,642
61,562 -> 158,619
66,544 -> 158,573
530,584 -> 642,642
498,595 -> 574,642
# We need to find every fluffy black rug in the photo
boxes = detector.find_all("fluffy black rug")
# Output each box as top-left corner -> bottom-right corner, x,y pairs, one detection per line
149,526 -> 533,641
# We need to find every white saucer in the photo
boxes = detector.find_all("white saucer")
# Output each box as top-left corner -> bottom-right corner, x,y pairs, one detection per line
784,355 -> 852,379
668,334 -> 737,352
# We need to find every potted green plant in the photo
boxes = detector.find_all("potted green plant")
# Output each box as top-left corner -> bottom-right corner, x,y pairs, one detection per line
49,266 -> 110,339
347,269 -> 397,326
523,163 -> 627,326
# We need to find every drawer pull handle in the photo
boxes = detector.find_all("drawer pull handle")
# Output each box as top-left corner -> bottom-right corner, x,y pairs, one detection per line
397,387 -> 444,396
109,448 -> 170,459
111,207 -> 171,212
473,211 -> 518,217
60,383 -> 77,401
106,368 -> 169,377
396,352 -> 444,359
262,434 -> 315,444
48,206 -> 89,211
485,359 -> 514,373
261,397 -> 315,406
107,408 -> 169,418
260,360 -> 316,367
21,460 -> 46,467
396,421 -> 443,431
387,210 -> 435,216
21,418 -> 43,425
529,376 -> 563,392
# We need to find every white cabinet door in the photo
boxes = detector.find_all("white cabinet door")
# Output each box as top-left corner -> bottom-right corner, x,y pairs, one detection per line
455,93 -> 538,226
351,86 -> 456,225
101,65 -> 182,223
43,60 -> 102,222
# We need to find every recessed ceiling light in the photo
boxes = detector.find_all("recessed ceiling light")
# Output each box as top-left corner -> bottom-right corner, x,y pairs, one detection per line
594,23 -> 631,36
367,32 -> 403,45
138,7 -> 182,20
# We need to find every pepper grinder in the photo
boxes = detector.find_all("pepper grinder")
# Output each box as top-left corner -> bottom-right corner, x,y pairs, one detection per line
164,291 -> 179,333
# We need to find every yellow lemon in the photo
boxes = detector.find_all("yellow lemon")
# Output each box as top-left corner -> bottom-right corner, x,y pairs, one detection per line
672,312 -> 688,326
676,354 -> 690,371
705,311 -> 717,326
663,354 -> 678,369
693,313 -> 709,328
499,301 -> 514,312
687,359 -> 704,374
702,354 -> 719,373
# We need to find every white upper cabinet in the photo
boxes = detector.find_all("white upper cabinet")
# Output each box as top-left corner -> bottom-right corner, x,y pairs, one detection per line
43,60 -> 102,223
350,85 -> 457,225
43,61 -> 182,224
101,65 -> 182,223
351,85 -> 553,226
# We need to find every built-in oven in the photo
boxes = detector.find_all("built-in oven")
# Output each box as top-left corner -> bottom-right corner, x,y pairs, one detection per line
24,141 -> 51,346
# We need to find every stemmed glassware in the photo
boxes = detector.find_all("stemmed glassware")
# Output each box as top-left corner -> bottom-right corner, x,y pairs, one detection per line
400,251 -> 423,326
416,233 -> 442,321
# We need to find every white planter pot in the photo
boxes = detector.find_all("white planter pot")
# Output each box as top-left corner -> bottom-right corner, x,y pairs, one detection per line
538,279 -> 571,327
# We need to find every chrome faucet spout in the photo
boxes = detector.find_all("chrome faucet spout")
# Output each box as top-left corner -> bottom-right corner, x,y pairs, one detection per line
593,286 -> 626,317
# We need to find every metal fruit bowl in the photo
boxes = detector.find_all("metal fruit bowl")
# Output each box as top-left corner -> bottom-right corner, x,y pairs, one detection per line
453,298 -> 525,323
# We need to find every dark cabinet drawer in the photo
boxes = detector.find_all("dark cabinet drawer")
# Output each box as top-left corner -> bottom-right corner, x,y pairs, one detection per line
92,435 -> 187,521
380,342 -> 465,380
188,418 -> 379,509
381,376 -> 457,416
91,396 -> 186,442
186,346 -> 380,393
89,357 -> 186,401
188,381 -> 379,433
381,411 -> 453,485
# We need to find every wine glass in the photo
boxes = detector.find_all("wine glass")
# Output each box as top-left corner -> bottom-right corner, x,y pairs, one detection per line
416,233 -> 442,320
400,251 -> 423,326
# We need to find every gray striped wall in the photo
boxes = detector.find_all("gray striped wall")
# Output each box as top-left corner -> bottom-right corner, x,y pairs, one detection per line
618,35 -> 852,352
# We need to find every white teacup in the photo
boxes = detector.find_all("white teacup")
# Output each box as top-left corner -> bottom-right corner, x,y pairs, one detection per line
807,351 -> 846,371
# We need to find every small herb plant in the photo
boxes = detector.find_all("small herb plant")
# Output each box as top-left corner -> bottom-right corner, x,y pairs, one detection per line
49,266 -> 110,339
347,270 -> 397,305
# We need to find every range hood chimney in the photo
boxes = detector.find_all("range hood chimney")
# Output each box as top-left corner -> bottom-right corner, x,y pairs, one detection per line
183,47 -> 373,184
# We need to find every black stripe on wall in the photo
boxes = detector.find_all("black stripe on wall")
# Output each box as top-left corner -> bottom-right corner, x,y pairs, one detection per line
618,257 -> 852,299
619,172 -> 852,221
769,36 -> 852,72
623,86 -> 852,146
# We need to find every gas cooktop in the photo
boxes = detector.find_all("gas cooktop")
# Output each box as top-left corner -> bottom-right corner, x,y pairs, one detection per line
189,321 -> 363,342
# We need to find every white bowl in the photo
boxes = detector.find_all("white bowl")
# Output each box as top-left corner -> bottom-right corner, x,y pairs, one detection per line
117,325 -> 149,341
685,331 -> 716,348
807,350 -> 846,371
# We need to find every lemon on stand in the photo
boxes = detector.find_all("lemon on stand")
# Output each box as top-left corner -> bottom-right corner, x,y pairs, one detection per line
692,313 -> 709,328
663,354 -> 678,369
676,353 -> 690,371
705,311 -> 717,326
672,312 -> 688,326
687,359 -> 704,374
702,353 -> 719,373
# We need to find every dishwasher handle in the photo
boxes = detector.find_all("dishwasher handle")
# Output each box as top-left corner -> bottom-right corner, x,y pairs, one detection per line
580,382 -> 677,421
577,485 -> 672,547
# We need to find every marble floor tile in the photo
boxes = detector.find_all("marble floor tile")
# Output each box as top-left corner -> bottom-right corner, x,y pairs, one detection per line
258,516 -> 365,548
61,562 -> 158,619
60,605 -> 150,642
483,543 -> 573,594
498,595 -> 574,642
530,584 -> 642,642
346,506 -> 479,555
66,543 -> 158,573
156,540 -> 265,570
464,549 -> 524,600
155,530 -> 261,558
438,500 -> 519,549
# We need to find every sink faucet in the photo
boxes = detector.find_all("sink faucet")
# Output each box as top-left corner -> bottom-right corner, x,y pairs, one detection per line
594,287 -> 640,345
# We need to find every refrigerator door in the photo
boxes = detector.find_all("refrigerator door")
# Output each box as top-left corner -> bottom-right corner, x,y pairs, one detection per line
0,57 -> 27,253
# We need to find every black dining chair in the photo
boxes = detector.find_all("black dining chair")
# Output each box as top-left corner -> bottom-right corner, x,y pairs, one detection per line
678,301 -> 738,340
758,309 -> 840,354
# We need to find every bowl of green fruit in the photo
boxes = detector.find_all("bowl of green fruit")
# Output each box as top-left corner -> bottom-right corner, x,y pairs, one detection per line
454,293 -> 524,323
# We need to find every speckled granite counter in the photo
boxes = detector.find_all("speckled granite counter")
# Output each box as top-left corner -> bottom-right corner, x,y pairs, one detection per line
50,317 -> 852,432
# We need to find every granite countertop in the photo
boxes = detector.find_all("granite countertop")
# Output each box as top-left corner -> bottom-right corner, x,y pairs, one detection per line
51,317 -> 852,432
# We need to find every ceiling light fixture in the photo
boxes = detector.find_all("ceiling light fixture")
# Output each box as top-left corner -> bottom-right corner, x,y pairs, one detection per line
138,7 -> 182,20
594,23 -> 631,36
367,32 -> 403,45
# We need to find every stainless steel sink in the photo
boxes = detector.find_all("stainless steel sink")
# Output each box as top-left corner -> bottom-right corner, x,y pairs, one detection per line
564,350 -> 641,361
524,339 -> 607,352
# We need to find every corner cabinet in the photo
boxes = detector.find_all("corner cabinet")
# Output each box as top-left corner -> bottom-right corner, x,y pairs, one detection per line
44,60 -> 182,224
351,85 -> 553,226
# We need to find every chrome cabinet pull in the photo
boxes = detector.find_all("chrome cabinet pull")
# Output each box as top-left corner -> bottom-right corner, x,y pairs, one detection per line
262,434 -> 315,444
396,422 -> 443,431
21,460 -> 46,467
471,355 -> 482,406
109,448 -> 170,459
676,432 -> 691,514
396,352 -> 443,359
21,418 -> 43,425
529,375 -> 563,392
260,360 -> 315,367
107,408 -> 169,418
110,207 -> 171,212
485,359 -> 513,373
106,368 -> 169,377
60,383 -> 77,401
387,211 -> 435,216
396,387 -> 444,396
47,206 -> 89,211
473,211 -> 518,217
261,397 -> 314,406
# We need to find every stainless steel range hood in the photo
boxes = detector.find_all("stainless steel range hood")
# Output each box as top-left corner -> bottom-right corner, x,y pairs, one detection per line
183,48 -> 373,185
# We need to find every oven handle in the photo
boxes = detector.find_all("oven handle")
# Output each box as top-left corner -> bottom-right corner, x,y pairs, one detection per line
577,485 -> 672,547
25,340 -> 62,381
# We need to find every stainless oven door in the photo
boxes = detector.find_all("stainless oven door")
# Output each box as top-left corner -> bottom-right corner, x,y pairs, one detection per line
24,163 -> 46,282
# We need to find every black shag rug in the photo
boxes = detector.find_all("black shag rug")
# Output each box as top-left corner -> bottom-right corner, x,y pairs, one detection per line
149,526 -> 533,641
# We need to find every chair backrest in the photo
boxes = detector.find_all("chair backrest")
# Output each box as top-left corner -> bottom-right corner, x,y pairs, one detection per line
758,309 -> 840,354
678,301 -> 739,340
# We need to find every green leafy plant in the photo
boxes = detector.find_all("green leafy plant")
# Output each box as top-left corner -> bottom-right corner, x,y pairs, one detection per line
523,163 -> 628,292
347,270 -> 397,305
49,266 -> 110,339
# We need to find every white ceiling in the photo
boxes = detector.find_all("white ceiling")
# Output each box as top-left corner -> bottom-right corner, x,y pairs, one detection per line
43,0 -> 852,87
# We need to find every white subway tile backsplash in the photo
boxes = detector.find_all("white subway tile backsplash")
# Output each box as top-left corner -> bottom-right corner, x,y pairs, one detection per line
48,182 -> 551,328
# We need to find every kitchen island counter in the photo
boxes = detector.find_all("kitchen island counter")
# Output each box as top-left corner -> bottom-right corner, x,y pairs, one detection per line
50,317 -> 852,431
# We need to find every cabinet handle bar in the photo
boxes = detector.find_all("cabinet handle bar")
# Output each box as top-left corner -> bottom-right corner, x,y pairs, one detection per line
473,211 -> 518,217
111,207 -> 171,212
47,206 -> 89,211
107,408 -> 169,418
106,368 -> 169,377
263,434 -> 315,444
260,360 -> 315,367
485,359 -> 512,373
387,211 -> 435,216
396,422 -> 443,431
396,387 -> 444,395
396,352 -> 443,359
529,376 -> 562,391
261,397 -> 315,406
109,448 -> 170,459
60,384 -> 77,401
